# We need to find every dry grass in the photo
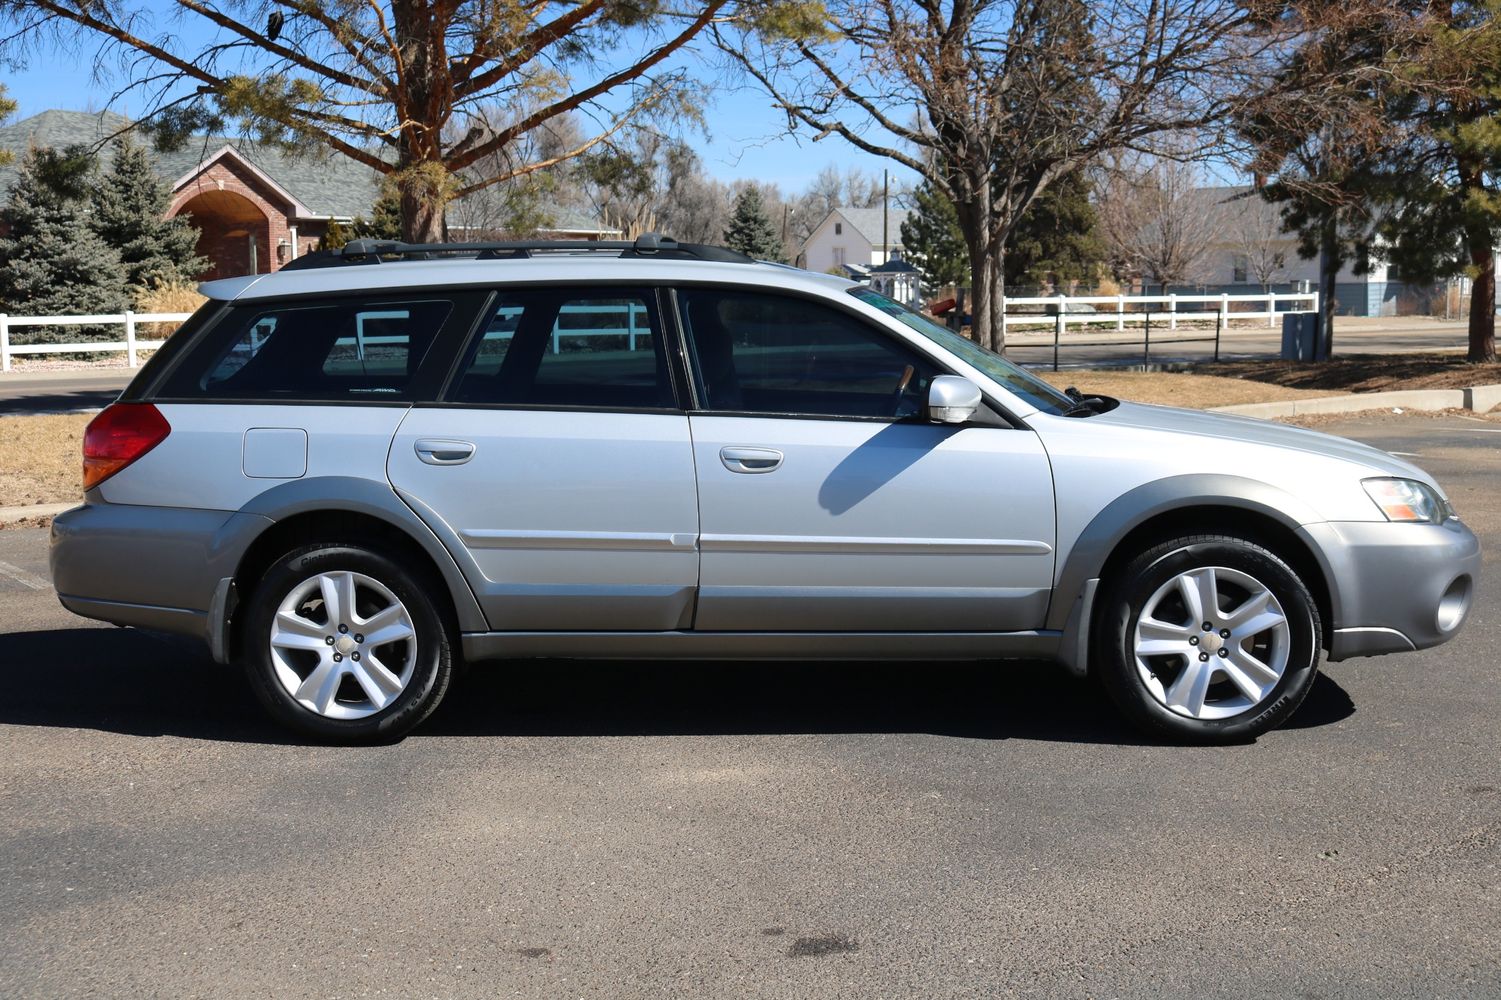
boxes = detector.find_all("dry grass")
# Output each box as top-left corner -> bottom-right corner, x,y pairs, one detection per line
1193,353 -> 1501,393
134,280 -> 206,339
0,412 -> 89,508
1039,370 -> 1341,409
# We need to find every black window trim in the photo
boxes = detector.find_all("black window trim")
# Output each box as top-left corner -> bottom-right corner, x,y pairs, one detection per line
131,278 -> 1021,428
667,281 -> 1021,429
144,288 -> 489,406
425,282 -> 690,414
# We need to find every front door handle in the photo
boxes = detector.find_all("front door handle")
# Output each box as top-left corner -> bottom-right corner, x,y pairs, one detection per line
415,438 -> 476,465
720,446 -> 783,474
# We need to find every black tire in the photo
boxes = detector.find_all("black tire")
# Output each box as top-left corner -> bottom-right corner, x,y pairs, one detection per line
1094,534 -> 1322,743
238,543 -> 454,742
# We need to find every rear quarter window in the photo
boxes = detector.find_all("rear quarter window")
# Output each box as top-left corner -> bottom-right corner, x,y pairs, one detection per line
159,296 -> 459,401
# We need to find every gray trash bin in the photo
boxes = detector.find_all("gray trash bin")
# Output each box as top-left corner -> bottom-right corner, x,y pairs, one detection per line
1281,312 -> 1324,361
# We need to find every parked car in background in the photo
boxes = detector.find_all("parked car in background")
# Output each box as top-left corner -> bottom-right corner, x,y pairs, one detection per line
51,236 -> 1480,743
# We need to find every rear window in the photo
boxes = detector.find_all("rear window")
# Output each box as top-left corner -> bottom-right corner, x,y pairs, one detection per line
160,297 -> 455,401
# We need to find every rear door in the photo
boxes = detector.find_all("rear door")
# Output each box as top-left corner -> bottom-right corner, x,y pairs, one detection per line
388,286 -> 700,631
677,286 -> 1056,632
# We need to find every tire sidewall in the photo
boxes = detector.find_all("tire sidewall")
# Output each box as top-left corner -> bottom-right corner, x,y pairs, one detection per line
1097,537 -> 1321,742
240,544 -> 451,742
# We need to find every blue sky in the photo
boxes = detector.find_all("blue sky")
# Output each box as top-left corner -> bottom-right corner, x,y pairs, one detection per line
0,10 -> 916,195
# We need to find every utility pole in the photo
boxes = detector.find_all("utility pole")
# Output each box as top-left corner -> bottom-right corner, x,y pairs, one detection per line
882,170 -> 890,264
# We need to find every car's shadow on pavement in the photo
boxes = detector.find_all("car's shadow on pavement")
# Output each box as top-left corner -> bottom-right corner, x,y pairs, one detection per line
0,626 -> 1356,746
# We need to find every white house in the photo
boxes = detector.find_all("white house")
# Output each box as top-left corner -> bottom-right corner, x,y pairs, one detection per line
800,207 -> 912,274
1187,185 -> 1456,317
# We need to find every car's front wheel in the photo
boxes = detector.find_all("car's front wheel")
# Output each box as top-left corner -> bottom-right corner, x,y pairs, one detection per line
1095,534 -> 1322,743
239,543 -> 453,742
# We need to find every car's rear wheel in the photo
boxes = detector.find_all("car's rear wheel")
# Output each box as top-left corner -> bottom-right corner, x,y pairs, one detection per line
1095,534 -> 1322,743
239,543 -> 453,742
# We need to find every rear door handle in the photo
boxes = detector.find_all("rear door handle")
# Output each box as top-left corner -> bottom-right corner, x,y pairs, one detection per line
414,439 -> 476,465
720,446 -> 783,474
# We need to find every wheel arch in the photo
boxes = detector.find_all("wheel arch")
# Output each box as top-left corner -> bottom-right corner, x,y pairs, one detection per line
218,477 -> 488,661
1051,475 -> 1339,674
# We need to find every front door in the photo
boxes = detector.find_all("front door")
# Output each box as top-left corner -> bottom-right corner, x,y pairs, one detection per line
677,286 -> 1056,632
389,287 -> 699,631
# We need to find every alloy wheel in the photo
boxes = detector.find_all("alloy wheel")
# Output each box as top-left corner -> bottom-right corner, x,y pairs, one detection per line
1132,565 -> 1291,720
268,571 -> 418,720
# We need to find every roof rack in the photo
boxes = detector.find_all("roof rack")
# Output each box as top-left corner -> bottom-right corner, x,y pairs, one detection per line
280,232 -> 755,271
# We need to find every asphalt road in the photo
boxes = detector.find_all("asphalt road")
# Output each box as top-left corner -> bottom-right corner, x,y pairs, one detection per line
1,413 -> 1497,998
0,371 -> 133,415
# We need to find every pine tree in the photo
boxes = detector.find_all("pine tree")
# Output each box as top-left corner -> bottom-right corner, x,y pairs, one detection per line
901,179 -> 968,293
1004,171 -> 1106,290
0,148 -> 130,343
353,183 -> 404,241
91,136 -> 205,291
1372,0 -> 1501,362
319,217 -> 353,251
723,186 -> 786,262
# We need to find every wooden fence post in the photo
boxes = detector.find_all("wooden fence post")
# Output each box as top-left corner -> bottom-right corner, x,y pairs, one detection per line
1267,291 -> 1276,328
1053,295 -> 1066,371
0,314 -> 8,373
1168,292 -> 1178,331
1116,293 -> 1125,332
125,311 -> 138,368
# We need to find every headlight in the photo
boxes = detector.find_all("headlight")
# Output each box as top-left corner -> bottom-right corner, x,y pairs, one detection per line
1362,478 -> 1452,523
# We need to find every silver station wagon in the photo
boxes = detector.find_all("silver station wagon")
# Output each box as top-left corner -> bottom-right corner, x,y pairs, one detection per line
50,236 -> 1480,743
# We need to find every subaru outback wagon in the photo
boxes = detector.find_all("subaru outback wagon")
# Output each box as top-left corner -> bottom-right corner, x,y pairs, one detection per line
50,236 -> 1480,743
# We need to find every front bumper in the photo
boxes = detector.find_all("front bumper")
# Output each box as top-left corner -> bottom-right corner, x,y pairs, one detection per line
49,501 -> 270,653
1300,517 -> 1481,661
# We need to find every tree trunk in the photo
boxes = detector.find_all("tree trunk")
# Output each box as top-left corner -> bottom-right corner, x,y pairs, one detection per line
965,234 -> 1005,353
949,168 -> 1005,352
397,167 -> 446,244
1459,158 -> 1498,362
1318,213 -> 1339,360
391,0 -> 447,245
1465,239 -> 1497,363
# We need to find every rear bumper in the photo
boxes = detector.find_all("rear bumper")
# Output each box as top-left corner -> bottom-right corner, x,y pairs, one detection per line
1301,518 -> 1481,661
49,501 -> 270,649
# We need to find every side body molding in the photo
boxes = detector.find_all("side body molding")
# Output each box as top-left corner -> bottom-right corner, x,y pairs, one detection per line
1048,474 -> 1338,671
234,476 -> 489,634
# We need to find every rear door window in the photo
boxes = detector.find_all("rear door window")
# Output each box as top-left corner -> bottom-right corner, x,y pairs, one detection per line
161,296 -> 459,401
450,288 -> 675,409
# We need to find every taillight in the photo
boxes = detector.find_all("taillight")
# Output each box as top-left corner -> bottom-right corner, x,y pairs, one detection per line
82,403 -> 171,491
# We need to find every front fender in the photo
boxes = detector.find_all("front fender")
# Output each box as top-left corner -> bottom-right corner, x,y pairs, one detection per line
1049,474 -> 1337,675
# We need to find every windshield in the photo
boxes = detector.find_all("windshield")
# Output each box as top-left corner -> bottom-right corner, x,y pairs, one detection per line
847,287 -> 1073,415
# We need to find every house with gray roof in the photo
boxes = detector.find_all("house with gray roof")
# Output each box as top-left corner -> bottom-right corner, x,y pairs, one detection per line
800,206 -> 911,275
0,109 -> 619,280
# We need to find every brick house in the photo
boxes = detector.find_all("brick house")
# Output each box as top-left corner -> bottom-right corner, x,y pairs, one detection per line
0,109 -> 618,281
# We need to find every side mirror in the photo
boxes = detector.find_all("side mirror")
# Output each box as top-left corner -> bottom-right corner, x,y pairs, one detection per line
927,375 -> 982,424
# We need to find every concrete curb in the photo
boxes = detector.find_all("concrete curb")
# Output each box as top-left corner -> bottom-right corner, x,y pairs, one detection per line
0,502 -> 72,525
1212,383 -> 1501,419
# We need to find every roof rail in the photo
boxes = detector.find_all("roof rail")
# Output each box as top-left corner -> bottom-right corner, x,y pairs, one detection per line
280,232 -> 754,270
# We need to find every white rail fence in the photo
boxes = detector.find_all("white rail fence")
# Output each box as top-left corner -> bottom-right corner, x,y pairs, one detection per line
1001,291 -> 1317,333
0,312 -> 194,372
0,292 -> 1320,373
1001,290 -> 1319,368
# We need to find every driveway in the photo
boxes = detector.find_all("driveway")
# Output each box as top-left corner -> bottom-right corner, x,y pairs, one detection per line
0,413 -> 1497,998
